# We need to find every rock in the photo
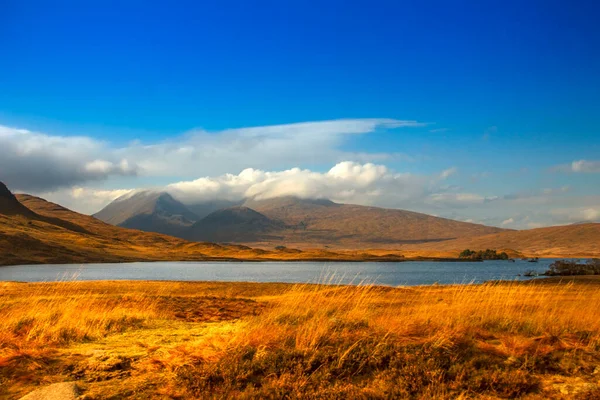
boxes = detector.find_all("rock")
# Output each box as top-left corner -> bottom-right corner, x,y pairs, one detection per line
19,382 -> 80,400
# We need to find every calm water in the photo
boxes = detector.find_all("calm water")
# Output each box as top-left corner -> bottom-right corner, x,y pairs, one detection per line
0,259 -> 562,286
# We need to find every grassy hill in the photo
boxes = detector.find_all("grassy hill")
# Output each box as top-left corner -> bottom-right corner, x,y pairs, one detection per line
0,183 -> 417,266
241,197 -> 508,248
403,223 -> 600,258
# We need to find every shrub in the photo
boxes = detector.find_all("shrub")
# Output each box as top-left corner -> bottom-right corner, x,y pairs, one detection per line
545,259 -> 600,276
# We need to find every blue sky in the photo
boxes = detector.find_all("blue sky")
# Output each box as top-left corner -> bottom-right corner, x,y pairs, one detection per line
1,1 -> 599,227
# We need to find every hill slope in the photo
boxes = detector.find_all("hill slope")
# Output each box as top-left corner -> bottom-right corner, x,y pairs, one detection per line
404,223 -> 600,258
96,195 -> 507,247
94,191 -> 199,237
2,188 -> 271,265
187,206 -> 285,242
242,197 -> 508,248
1,183 -> 413,266
0,182 -> 36,217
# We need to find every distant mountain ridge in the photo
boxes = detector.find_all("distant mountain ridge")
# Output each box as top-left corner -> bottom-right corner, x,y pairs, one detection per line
188,206 -> 285,242
240,196 -> 508,248
95,193 -> 508,248
94,190 -> 199,237
1,181 -> 598,261
0,182 -> 426,266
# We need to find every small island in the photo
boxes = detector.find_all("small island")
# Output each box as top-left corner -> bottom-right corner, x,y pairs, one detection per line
459,248 -> 510,260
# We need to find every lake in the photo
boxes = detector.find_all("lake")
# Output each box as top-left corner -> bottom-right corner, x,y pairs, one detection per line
0,259 -> 561,286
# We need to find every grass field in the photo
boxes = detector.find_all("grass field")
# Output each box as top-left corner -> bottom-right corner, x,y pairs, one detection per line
1,279 -> 600,399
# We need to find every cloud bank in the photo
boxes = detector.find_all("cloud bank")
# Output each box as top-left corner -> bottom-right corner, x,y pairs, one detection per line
0,126 -> 138,191
0,119 -> 421,192
2,120 -> 598,229
166,161 -> 444,207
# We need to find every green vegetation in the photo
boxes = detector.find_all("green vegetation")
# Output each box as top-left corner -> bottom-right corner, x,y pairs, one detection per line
545,258 -> 600,276
459,248 -> 509,260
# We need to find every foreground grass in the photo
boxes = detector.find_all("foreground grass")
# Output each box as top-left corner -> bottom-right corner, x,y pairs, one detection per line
1,279 -> 600,399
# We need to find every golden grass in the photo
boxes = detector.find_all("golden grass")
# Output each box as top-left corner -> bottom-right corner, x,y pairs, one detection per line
1,279 -> 600,399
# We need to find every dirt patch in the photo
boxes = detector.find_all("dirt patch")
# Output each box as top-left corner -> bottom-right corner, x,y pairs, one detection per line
157,296 -> 266,322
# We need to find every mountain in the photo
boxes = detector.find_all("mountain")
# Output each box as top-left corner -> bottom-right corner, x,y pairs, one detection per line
97,194 -> 508,248
0,181 -> 37,217
1,184 -> 262,265
1,183 -> 412,266
404,223 -> 600,258
2,181 -> 597,262
94,191 -> 199,237
1,182 -> 89,235
186,199 -> 244,220
187,206 -> 284,242
241,197 -> 508,248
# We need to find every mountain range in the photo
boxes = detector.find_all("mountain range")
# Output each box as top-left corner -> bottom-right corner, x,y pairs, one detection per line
2,181 -> 599,266
0,182 -> 414,266
94,191 -> 507,248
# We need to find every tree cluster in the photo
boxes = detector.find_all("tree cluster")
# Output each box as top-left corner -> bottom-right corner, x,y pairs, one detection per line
459,249 -> 509,260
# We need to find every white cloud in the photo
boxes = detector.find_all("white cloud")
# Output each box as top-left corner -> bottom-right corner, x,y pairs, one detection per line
0,119 -> 422,192
167,161 -> 435,208
0,126 -> 138,191
553,159 -> 600,173
571,160 -> 600,173
439,167 -> 458,180
36,187 -> 135,215
583,208 -> 600,221
83,159 -> 136,175
549,206 -> 600,223
425,192 -> 490,208
31,161 -> 449,214
501,218 -> 514,226
3,120 -> 598,230
121,118 -> 423,178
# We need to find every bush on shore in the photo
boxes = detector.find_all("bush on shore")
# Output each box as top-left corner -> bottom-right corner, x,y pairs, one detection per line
545,258 -> 600,276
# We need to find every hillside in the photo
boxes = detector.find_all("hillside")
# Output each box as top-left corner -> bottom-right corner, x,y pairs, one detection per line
96,194 -> 508,247
403,223 -> 600,258
93,191 -> 199,237
186,199 -> 244,220
0,183 -> 414,266
0,182 -> 36,217
187,206 -> 285,242
241,197 -> 508,248
5,193 -> 252,265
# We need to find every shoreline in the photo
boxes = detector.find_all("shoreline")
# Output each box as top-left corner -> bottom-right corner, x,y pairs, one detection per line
0,256 -> 500,267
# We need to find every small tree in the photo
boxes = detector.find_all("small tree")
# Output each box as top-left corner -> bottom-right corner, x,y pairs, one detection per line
459,249 -> 476,258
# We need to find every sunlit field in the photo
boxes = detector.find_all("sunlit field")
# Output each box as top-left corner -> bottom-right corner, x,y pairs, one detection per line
1,279 -> 600,399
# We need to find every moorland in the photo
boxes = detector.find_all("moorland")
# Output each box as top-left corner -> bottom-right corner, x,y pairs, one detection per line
2,278 -> 600,399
